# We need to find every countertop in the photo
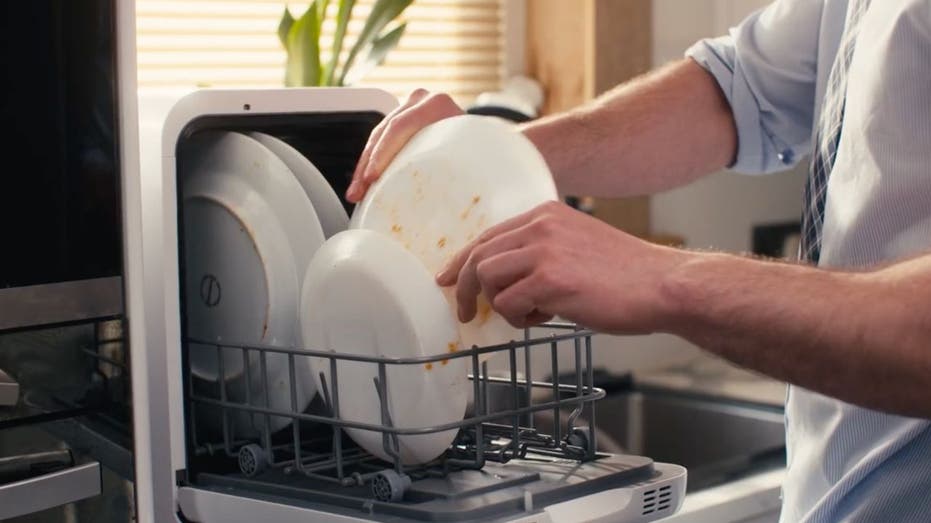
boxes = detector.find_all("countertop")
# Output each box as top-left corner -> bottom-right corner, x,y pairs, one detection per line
636,356 -> 786,407
636,357 -> 787,522
665,468 -> 784,523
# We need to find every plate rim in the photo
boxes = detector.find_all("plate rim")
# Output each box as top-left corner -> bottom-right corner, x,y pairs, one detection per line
247,131 -> 349,239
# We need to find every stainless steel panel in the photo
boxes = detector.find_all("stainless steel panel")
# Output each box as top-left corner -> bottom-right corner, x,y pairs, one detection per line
0,462 -> 102,519
0,277 -> 123,331
519,387 -> 785,492
0,368 -> 18,406
582,390 -> 785,491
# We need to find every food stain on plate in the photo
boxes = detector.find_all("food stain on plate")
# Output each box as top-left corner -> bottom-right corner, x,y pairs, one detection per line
460,195 -> 482,220
476,296 -> 493,325
477,213 -> 487,229
424,341 -> 460,370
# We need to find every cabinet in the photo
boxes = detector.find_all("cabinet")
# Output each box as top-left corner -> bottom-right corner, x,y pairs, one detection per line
525,0 -> 653,238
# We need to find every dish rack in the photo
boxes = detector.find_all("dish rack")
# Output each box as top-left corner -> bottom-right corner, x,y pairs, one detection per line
183,322 -> 603,503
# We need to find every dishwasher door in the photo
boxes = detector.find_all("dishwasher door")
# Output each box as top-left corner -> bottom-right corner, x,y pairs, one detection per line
132,88 -> 397,519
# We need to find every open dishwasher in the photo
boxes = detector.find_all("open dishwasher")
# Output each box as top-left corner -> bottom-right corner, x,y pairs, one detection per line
131,88 -> 686,522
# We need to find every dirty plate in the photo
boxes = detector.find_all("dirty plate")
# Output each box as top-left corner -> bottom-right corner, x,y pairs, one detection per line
181,131 -> 324,435
300,229 -> 468,465
350,115 -> 558,350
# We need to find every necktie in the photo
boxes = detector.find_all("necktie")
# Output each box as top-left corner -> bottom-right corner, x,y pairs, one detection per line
799,0 -> 872,263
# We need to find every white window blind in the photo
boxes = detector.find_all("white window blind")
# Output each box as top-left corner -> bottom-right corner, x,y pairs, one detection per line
136,0 -> 507,103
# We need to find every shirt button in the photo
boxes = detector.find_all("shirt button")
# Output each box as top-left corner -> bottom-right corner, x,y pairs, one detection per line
778,149 -> 794,164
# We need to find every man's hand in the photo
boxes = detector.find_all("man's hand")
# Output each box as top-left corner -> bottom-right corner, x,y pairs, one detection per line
435,201 -> 687,333
346,89 -> 464,203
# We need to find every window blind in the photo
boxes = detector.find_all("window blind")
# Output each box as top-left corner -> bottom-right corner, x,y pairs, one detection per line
136,0 -> 507,103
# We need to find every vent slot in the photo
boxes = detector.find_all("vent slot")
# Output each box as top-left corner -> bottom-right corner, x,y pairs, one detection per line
643,485 -> 674,515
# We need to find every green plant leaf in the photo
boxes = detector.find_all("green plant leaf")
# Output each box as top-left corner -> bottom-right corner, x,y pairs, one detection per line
316,0 -> 331,31
285,3 -> 322,86
322,0 -> 356,86
343,22 -> 406,85
338,0 -> 413,85
277,7 -> 295,49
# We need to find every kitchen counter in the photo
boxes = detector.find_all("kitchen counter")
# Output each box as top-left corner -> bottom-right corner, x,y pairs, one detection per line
664,467 -> 784,523
637,357 -> 786,408
631,357 -> 786,522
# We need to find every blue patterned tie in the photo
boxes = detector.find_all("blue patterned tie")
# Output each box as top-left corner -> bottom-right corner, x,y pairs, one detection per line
799,0 -> 872,263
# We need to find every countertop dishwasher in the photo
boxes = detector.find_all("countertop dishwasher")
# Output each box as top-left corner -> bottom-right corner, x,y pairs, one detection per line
135,86 -> 687,523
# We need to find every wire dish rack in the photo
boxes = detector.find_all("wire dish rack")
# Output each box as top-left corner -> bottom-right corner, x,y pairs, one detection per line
184,322 -> 604,503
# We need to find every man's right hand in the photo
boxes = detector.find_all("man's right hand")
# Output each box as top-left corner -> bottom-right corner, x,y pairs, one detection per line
346,89 -> 464,203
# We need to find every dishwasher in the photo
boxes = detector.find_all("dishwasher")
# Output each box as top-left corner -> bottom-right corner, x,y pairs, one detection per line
2,1 -> 687,521
135,86 -> 687,523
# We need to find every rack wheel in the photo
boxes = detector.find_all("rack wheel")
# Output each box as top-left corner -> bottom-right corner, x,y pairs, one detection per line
238,444 -> 269,477
372,469 -> 411,502
566,427 -> 593,454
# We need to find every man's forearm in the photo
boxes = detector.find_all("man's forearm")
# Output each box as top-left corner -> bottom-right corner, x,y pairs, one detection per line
663,252 -> 931,418
521,59 -> 737,198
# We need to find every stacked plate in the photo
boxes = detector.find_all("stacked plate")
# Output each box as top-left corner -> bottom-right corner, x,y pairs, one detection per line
183,115 -> 557,466
180,130 -> 347,437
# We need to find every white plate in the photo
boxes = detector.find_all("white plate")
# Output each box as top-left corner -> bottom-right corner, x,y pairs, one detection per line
350,115 -> 558,350
248,131 -> 349,238
300,229 -> 468,465
181,131 -> 325,434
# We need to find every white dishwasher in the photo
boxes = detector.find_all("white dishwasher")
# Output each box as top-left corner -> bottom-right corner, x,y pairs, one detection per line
131,86 -> 687,523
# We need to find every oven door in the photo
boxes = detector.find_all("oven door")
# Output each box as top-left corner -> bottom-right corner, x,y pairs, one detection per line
0,0 -> 141,519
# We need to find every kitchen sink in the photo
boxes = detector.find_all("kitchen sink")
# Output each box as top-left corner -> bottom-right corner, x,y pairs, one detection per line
588,387 -> 786,491
485,381 -> 786,493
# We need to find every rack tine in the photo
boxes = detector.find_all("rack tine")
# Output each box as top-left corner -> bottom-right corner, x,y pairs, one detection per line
259,350 -> 275,465
585,334 -> 597,459
242,346 -> 254,433
319,372 -> 333,413
509,346 -> 520,457
288,353 -> 304,475
328,357 -> 344,480
313,368 -> 347,481
481,360 -> 490,416
550,339 -> 561,445
217,343 -> 235,456
374,365 -> 402,474
566,334 -> 584,430
523,328 -> 533,431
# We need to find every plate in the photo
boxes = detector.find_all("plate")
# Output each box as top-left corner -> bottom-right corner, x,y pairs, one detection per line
181,131 -> 325,434
349,115 -> 558,350
300,229 -> 468,465
248,131 -> 349,238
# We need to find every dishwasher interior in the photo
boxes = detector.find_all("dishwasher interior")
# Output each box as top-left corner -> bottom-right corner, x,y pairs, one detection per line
151,89 -> 686,522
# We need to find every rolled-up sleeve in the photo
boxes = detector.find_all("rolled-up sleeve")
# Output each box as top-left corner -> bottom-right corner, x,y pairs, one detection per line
686,0 -> 826,174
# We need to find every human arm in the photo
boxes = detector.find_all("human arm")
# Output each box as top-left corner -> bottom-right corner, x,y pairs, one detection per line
437,202 -> 931,418
346,59 -> 737,202
518,59 -> 737,197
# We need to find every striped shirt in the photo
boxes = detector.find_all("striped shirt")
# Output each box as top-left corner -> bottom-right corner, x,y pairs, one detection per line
686,1 -> 931,521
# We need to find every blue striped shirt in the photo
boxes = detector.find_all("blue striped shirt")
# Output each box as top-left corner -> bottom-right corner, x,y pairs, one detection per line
686,1 -> 931,521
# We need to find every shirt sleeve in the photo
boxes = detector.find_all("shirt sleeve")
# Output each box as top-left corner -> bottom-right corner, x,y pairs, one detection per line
686,0 -> 826,174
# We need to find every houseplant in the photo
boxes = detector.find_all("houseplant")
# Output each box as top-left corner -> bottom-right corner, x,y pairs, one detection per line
279,0 -> 413,87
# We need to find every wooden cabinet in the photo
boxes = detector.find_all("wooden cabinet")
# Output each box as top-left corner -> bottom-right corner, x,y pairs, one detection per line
525,0 -> 653,237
